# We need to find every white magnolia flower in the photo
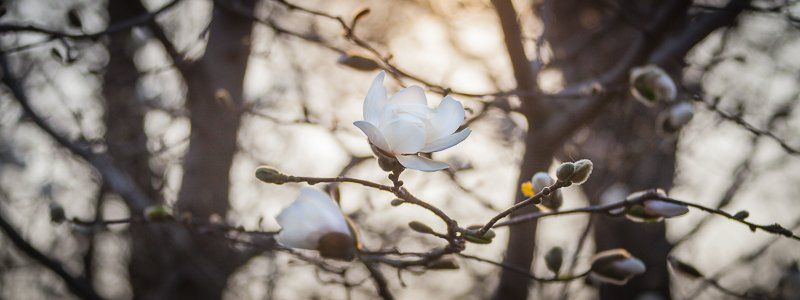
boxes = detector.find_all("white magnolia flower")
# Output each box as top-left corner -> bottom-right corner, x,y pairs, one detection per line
590,249 -> 647,285
354,71 -> 471,172
276,187 -> 355,260
644,200 -> 689,218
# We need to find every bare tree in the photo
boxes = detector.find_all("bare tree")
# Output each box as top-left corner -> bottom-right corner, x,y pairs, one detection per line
0,0 -> 798,299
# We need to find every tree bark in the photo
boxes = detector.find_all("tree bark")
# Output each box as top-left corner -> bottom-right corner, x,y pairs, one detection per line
542,1 -> 678,298
101,1 -> 172,298
102,1 -> 256,298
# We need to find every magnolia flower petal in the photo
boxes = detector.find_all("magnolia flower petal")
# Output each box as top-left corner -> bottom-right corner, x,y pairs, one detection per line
380,115 -> 426,154
419,128 -> 471,153
388,85 -> 428,106
363,71 -> 387,125
428,95 -> 466,140
396,155 -> 449,172
354,121 -> 391,152
276,187 -> 350,250
644,200 -> 689,218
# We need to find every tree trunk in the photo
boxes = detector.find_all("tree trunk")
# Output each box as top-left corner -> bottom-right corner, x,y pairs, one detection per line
576,100 -> 675,299
101,1 -> 172,298
491,134 -> 556,300
543,1 -> 676,298
102,1 -> 255,298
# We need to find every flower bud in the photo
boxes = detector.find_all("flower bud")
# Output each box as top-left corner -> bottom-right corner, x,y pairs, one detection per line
629,65 -> 677,106
276,188 -> 355,260
463,225 -> 495,244
427,258 -> 460,270
528,172 -> 562,210
624,204 -> 664,223
390,199 -> 404,206
556,162 -> 575,182
643,200 -> 688,218
49,203 -> 66,224
545,246 -> 564,275
590,249 -> 646,285
144,205 -> 172,222
255,166 -> 290,184
570,159 -> 593,185
668,102 -> 694,128
531,172 -> 554,192
408,221 -> 434,235
733,210 -> 749,220
337,51 -> 380,71
541,190 -> 563,211
658,102 -> 694,135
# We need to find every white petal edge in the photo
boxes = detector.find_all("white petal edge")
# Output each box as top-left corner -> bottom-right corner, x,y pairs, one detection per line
363,71 -> 387,125
428,95 -> 465,140
388,85 -> 428,106
354,121 -> 390,152
419,128 -> 471,153
275,187 -> 350,249
396,155 -> 449,172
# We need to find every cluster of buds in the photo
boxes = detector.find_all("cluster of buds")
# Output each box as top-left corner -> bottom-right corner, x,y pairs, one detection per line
556,159 -> 593,185
629,66 -> 696,134
590,249 -> 647,285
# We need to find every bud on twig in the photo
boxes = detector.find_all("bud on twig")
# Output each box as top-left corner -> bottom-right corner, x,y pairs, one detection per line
658,102 -> 695,135
408,221 -> 434,235
570,159 -> 593,185
463,225 -> 495,244
643,200 -> 689,218
255,166 -> 290,184
531,172 -> 554,192
338,51 -> 381,71
427,258 -> 460,270
668,102 -> 694,128
545,246 -> 564,275
350,7 -> 371,27
556,162 -> 575,182
629,65 -> 677,106
590,249 -> 646,285
734,210 -> 750,220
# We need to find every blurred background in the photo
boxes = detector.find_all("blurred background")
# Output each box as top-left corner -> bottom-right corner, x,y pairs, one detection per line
0,0 -> 799,299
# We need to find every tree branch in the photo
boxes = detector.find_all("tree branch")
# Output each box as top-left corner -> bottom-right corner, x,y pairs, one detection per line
0,209 -> 102,300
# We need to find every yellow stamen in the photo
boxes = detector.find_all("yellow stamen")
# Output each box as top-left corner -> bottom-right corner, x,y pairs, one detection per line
521,182 -> 535,197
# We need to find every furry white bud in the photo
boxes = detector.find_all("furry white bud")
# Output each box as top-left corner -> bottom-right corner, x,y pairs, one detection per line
630,65 -> 677,106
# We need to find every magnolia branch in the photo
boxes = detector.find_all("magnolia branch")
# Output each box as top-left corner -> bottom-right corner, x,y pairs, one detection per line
495,190 -> 800,241
457,253 -> 591,283
0,210 -> 102,300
